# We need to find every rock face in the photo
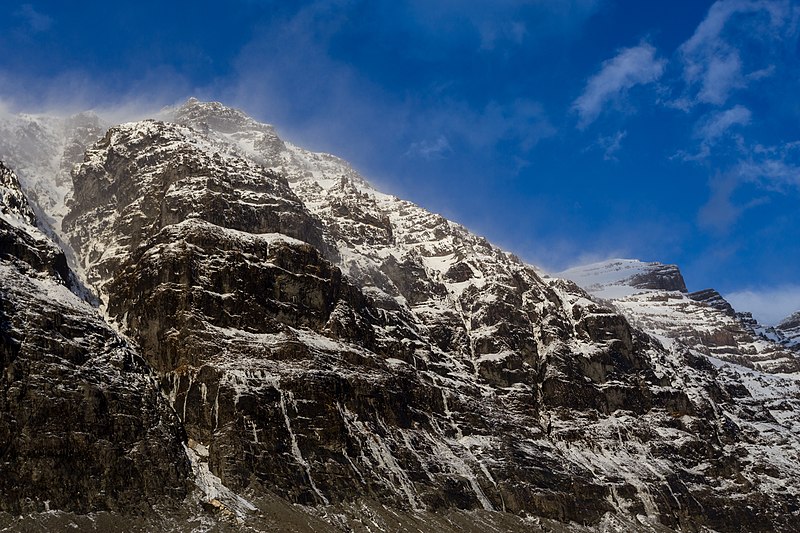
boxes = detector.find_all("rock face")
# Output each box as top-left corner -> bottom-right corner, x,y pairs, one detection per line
688,288 -> 737,317
0,161 -> 191,515
0,111 -> 107,233
776,312 -> 800,350
559,259 -> 800,374
1,100 -> 800,531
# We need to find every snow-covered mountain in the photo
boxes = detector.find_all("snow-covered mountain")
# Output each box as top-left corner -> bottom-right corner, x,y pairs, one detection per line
0,110 -> 107,232
1,100 -> 800,532
558,258 -> 799,373
775,311 -> 800,349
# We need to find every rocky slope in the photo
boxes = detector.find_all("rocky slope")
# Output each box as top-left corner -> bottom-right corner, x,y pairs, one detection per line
776,312 -> 800,350
558,258 -> 800,373
1,100 -> 799,531
0,161 -> 191,515
0,110 -> 107,234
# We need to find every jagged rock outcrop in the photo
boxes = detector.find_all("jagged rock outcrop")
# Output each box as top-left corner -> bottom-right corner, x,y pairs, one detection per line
1,100 -> 799,532
628,264 -> 687,293
0,161 -> 191,514
688,288 -> 737,317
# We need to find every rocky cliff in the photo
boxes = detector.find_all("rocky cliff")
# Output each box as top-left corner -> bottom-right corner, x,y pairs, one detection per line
0,161 -> 191,516
1,100 -> 799,532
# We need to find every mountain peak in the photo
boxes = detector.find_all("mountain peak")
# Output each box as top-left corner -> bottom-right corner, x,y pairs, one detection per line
557,258 -> 687,299
172,98 -> 272,135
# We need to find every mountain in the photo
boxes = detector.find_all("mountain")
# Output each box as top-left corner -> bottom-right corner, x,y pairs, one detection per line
1,161 -> 192,514
558,258 -> 799,373
776,311 -> 800,349
0,110 -> 107,232
1,100 -> 799,531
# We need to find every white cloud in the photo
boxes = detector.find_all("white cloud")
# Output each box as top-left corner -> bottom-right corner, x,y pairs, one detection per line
679,0 -> 796,106
15,3 -> 53,32
406,135 -> 452,159
573,43 -> 666,128
726,285 -> 800,325
696,105 -> 751,143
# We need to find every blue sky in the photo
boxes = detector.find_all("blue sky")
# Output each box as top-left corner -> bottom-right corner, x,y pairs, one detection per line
1,0 -> 798,323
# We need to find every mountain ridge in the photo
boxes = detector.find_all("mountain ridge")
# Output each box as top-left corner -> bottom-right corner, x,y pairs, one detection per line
1,99 -> 799,531
558,258 -> 799,372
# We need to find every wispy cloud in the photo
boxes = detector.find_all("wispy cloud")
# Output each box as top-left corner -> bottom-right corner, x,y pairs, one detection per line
587,130 -> 628,161
678,104 -> 752,160
573,43 -> 666,128
455,99 -> 555,151
406,0 -> 601,50
406,135 -> 452,160
0,66 -> 196,122
14,3 -> 53,33
678,0 -> 797,106
697,174 -> 766,231
726,285 -> 800,325
478,20 -> 527,50
696,105 -> 752,143
737,147 -> 800,192
698,141 -> 800,230
698,52 -> 744,104
676,1 -> 800,234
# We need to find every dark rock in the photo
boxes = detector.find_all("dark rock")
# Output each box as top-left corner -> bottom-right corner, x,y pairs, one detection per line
0,161 -> 191,514
628,263 -> 687,292
688,288 -> 737,317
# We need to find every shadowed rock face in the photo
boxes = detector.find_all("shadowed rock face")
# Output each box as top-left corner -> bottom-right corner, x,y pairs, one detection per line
2,100 -> 800,532
628,263 -> 687,292
0,162 -> 191,515
1,161 -> 69,283
688,288 -> 737,317
777,312 -> 800,350
62,120 -> 640,523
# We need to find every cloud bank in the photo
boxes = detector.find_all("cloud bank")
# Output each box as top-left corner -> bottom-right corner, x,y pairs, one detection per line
726,285 -> 800,325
